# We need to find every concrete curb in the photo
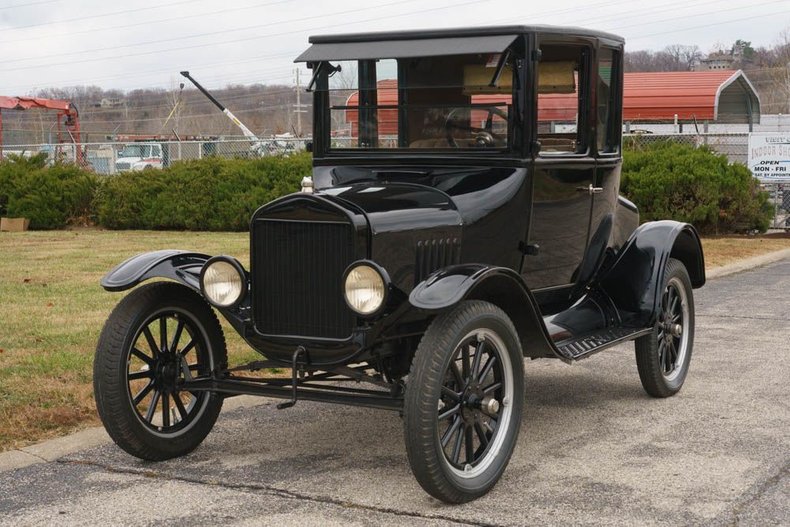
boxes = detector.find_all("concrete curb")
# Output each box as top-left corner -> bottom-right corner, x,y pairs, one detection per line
1,248 -> 788,473
0,395 -> 267,473
705,248 -> 790,280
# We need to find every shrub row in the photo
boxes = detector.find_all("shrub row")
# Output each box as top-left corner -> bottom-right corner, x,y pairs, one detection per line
96,154 -> 309,230
0,145 -> 772,233
0,153 -> 310,231
621,141 -> 773,234
0,153 -> 98,229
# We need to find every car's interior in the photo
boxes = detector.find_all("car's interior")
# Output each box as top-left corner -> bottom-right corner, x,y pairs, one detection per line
536,44 -> 588,155
325,54 -> 514,150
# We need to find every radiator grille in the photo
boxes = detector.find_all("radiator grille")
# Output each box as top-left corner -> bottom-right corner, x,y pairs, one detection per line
252,219 -> 355,339
415,238 -> 461,285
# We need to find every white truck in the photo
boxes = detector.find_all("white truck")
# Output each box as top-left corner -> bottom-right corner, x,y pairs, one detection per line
115,143 -> 164,172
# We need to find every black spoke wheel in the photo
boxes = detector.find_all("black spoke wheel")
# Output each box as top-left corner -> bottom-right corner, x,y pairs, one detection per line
404,300 -> 524,503
94,282 -> 227,460
635,258 -> 695,397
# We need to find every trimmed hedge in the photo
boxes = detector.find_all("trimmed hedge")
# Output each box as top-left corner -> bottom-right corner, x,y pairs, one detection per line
622,142 -> 772,234
0,153 -> 98,229
96,154 -> 310,231
0,146 -> 772,234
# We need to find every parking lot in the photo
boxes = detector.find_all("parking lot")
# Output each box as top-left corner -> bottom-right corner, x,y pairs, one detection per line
1,258 -> 788,526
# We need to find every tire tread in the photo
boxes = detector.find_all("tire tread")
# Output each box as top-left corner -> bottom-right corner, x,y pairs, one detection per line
93,282 -> 226,461
403,300 -> 524,503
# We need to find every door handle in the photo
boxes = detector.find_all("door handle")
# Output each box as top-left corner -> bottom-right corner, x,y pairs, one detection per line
576,184 -> 604,195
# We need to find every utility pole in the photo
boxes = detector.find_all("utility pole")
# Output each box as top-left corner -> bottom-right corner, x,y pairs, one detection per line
293,68 -> 308,137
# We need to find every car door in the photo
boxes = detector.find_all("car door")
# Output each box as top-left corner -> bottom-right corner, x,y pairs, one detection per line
521,40 -> 595,292
590,45 -> 624,255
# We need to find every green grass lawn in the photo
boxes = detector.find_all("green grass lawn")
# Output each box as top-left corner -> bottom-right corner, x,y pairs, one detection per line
0,230 -> 257,451
0,230 -> 788,452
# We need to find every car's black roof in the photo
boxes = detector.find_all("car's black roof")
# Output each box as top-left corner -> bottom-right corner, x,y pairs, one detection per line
308,24 -> 624,45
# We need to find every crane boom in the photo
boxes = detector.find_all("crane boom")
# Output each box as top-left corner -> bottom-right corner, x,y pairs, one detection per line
180,71 -> 261,142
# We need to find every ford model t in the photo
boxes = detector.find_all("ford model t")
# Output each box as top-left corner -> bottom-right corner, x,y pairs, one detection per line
94,25 -> 705,503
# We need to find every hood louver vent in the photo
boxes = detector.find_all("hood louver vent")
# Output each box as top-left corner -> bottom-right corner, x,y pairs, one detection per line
415,238 -> 461,285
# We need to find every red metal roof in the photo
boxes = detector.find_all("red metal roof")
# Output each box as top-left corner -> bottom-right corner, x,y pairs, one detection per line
623,70 -> 747,121
528,70 -> 755,122
342,70 -> 758,135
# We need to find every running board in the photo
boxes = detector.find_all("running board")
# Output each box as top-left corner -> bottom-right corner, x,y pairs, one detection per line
555,327 -> 652,360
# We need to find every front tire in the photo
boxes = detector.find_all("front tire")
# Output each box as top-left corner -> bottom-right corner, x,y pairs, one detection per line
403,300 -> 525,503
635,258 -> 695,397
93,282 -> 227,460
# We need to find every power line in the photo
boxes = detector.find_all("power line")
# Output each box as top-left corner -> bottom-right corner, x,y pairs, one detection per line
7,82 -> 301,120
606,0 -> 787,33
1,52 -> 301,92
627,7 -> 790,40
78,85 -> 301,117
0,0 -> 295,45
3,0 -> 787,96
0,0 -> 423,66
2,0 -> 210,31
0,0 -> 486,72
0,0 -> 58,9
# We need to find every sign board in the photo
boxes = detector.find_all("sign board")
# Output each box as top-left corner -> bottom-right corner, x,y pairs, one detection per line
747,133 -> 790,182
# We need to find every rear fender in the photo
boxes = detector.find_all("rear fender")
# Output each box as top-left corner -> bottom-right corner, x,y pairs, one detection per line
100,250 -> 212,292
600,220 -> 705,326
409,265 -> 560,360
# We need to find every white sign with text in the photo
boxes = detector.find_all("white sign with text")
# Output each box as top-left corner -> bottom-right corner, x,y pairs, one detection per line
748,133 -> 790,182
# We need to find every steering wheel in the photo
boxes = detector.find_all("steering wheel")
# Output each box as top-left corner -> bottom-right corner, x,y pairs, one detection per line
444,106 -> 508,148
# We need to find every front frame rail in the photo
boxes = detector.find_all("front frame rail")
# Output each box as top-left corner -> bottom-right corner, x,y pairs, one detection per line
181,360 -> 403,411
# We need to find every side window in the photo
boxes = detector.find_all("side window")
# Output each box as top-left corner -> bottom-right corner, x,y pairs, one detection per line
537,44 -> 590,156
597,47 -> 620,154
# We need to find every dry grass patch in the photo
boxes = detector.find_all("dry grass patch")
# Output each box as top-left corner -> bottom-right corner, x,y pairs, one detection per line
1,230 -> 788,451
701,235 -> 790,269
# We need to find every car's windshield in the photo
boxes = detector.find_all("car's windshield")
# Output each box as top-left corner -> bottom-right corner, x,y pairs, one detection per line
119,144 -> 152,158
317,53 -> 515,151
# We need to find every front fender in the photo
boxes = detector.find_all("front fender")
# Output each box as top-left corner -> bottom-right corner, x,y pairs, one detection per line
409,264 -> 561,360
100,250 -> 212,292
600,220 -> 705,326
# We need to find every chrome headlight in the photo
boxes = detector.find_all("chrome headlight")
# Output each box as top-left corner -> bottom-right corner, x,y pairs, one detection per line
200,256 -> 246,308
343,262 -> 388,316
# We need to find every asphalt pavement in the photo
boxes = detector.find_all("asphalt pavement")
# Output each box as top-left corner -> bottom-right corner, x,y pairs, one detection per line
1,257 -> 788,526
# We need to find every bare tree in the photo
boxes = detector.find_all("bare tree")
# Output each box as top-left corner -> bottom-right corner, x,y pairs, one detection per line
772,28 -> 790,113
625,45 -> 701,72
663,44 -> 702,71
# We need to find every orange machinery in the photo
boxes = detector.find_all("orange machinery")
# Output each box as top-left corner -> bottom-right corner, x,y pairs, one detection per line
0,96 -> 82,164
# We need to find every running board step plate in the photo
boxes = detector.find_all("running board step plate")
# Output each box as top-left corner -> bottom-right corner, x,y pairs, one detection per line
556,327 -> 652,360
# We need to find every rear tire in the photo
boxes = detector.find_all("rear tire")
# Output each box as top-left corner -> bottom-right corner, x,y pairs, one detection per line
93,282 -> 227,460
403,300 -> 524,503
635,258 -> 695,398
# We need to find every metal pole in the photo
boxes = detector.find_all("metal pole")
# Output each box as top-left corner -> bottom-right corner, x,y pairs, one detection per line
296,68 -> 302,138
776,184 -> 781,229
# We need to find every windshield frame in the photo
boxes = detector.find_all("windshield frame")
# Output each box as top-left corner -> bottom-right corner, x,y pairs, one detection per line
310,45 -> 526,159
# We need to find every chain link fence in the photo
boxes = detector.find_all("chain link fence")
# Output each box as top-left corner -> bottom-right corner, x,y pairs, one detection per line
764,183 -> 790,230
2,133 -> 788,230
0,138 -> 308,175
623,132 -> 749,164
624,133 -> 788,230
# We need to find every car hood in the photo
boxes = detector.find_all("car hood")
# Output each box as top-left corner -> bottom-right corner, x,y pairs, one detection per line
317,182 -> 462,234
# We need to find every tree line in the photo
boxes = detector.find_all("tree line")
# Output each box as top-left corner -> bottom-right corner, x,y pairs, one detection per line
3,29 -> 790,144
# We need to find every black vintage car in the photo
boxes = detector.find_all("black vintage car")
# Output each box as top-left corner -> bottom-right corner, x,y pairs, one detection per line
94,25 -> 705,503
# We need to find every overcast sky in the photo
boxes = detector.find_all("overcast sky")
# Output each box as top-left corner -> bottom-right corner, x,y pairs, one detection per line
0,0 -> 788,94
